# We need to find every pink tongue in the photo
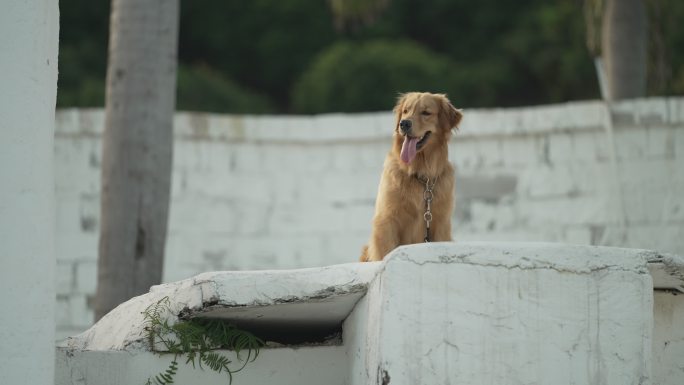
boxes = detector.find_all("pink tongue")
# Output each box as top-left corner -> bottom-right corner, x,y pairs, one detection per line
400,136 -> 419,164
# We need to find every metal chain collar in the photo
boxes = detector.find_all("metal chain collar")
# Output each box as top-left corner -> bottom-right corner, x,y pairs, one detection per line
417,175 -> 437,243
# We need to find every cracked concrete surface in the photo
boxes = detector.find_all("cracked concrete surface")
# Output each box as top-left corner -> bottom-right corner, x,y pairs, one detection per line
56,242 -> 684,385
59,262 -> 381,351
350,242 -> 654,385
388,242 -> 652,274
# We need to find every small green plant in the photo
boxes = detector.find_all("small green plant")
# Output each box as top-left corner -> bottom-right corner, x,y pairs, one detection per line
142,297 -> 264,385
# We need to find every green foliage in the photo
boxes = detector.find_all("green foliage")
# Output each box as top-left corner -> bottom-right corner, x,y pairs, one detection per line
292,40 -> 454,113
142,297 -> 264,385
58,0 -> 684,113
499,1 -> 599,103
57,0 -> 108,108
179,0 -> 336,110
648,0 -> 684,95
177,65 -> 275,114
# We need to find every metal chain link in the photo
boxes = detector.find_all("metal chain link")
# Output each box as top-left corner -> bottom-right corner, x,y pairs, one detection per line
419,176 -> 437,242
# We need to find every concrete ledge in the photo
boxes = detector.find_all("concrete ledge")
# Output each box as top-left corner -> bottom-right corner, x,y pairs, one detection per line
647,252 -> 684,292
60,262 -> 381,351
56,346 -> 348,385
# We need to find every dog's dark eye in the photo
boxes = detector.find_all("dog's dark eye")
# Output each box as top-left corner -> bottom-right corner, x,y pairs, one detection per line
403,109 -> 408,114
421,111 -> 431,116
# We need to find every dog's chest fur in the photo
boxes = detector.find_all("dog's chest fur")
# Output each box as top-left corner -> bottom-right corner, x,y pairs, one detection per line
380,159 -> 454,244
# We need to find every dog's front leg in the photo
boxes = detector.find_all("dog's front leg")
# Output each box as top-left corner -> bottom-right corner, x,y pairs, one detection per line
432,221 -> 453,242
366,217 -> 400,262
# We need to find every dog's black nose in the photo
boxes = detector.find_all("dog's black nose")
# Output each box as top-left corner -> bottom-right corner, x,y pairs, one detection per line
399,119 -> 412,134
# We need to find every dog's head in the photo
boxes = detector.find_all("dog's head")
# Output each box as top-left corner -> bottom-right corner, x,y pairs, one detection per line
393,92 -> 462,164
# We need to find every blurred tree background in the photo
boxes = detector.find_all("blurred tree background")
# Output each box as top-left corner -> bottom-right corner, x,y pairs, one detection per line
58,0 -> 684,114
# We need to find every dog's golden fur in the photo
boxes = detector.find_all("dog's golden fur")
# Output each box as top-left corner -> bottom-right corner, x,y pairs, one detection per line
360,92 -> 462,262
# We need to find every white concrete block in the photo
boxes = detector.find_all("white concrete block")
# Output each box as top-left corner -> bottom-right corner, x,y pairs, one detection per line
164,234 -> 334,281
571,130 -> 611,162
661,188 -> 684,223
571,162 -> 615,195
468,201 -> 517,232
546,132 -> 576,164
647,126 -> 676,159
312,172 -> 378,205
517,194 -> 616,226
177,171 -> 271,202
227,143 -> 263,173
622,225 -> 684,256
622,188 -> 671,224
331,142 -> 387,173
615,128 -> 649,160
311,114 -> 355,141
79,193 -> 99,233
351,243 -> 653,385
267,204 -> 348,236
55,109 -> 80,136
653,292 -> 684,385
501,137 -> 539,166
54,138 -> 101,195
169,196 -> 236,234
77,109 -> 106,135
454,228 -> 564,243
169,168 -> 187,198
321,234 -> 369,264
258,144 -> 298,173
449,138 -> 483,169
162,233 -> 203,282
263,144 -> 336,174
675,127 -> 684,160
174,140 -> 225,173
244,115 -> 297,142
615,159 -> 679,206
451,137 -> 504,169
458,108 -> 509,136
520,165 -> 579,199
563,226 -> 592,245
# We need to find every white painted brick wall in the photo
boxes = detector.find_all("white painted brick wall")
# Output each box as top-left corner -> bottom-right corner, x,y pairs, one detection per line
54,98 -> 684,337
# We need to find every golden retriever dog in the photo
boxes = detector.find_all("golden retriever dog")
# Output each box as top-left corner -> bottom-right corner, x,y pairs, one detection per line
360,92 -> 462,262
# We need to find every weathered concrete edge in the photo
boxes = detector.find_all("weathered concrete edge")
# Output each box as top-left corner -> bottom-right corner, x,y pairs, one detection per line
647,252 -> 684,292
58,262 -> 382,352
385,242 -> 653,274
387,242 -> 684,292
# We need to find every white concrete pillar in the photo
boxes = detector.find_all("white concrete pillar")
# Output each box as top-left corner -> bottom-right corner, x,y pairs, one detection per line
0,1 -> 59,384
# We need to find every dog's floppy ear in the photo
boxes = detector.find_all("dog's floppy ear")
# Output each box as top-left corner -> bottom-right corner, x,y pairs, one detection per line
439,95 -> 463,132
393,93 -> 408,133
